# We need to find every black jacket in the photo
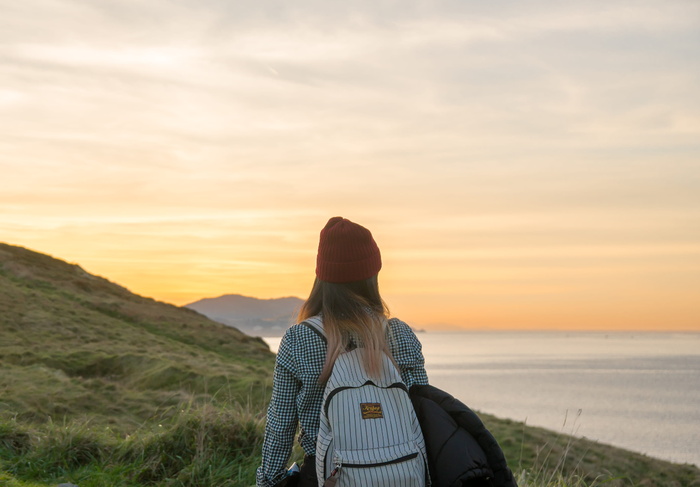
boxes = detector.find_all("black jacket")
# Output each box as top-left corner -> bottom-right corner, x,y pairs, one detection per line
409,385 -> 518,487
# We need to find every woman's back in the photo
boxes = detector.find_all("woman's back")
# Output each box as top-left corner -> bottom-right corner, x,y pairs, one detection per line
256,217 -> 429,487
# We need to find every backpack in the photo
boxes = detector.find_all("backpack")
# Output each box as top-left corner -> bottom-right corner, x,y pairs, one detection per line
303,317 -> 429,487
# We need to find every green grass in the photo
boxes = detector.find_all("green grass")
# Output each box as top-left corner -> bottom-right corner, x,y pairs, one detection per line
0,403 -> 266,486
2,405 -> 698,487
481,410 -> 700,487
0,242 -> 275,435
0,242 -> 276,485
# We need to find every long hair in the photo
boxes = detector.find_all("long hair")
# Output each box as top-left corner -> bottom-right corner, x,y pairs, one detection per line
297,275 -> 392,384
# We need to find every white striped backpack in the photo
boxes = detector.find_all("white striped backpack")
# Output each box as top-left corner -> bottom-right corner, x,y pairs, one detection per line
303,317 -> 429,487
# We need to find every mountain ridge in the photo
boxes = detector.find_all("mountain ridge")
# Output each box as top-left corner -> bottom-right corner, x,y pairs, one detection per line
186,294 -> 304,336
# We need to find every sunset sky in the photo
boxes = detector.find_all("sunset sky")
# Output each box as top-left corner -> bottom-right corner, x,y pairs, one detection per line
2,0 -> 699,330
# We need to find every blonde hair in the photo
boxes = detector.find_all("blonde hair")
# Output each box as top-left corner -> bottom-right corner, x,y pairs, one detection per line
297,276 -> 393,384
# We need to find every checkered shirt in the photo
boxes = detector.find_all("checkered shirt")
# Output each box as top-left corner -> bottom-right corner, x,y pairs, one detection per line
255,316 -> 429,487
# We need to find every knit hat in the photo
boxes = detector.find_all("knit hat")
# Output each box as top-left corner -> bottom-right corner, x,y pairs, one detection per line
316,216 -> 382,283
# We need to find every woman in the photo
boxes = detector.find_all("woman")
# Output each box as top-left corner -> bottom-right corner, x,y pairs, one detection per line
256,216 -> 429,487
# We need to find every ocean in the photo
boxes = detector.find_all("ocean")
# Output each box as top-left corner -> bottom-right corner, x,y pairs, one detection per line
263,331 -> 700,467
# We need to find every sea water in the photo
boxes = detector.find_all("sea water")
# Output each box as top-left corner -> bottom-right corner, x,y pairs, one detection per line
263,331 -> 700,467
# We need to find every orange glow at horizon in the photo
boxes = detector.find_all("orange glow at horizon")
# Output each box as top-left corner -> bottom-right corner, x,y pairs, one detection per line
4,214 -> 697,332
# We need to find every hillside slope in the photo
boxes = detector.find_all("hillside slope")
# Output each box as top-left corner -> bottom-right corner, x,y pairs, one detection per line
0,242 -> 274,432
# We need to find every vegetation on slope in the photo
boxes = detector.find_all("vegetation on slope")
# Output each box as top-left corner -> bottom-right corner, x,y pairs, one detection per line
485,412 -> 700,487
0,242 -> 274,432
0,403 -> 265,487
1,242 -> 698,486
0,242 -> 276,485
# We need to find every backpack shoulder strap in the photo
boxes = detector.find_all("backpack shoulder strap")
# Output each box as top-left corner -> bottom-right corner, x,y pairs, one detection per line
301,316 -> 326,344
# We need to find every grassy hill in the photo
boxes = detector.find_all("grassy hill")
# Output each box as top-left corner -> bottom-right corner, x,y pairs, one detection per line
1,242 -> 698,486
0,242 -> 276,485
0,242 -> 274,430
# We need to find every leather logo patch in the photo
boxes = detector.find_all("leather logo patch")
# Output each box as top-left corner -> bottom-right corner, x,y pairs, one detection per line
360,403 -> 383,419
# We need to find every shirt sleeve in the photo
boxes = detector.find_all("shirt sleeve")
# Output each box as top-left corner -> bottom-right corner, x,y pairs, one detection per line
388,319 -> 429,388
256,329 -> 300,487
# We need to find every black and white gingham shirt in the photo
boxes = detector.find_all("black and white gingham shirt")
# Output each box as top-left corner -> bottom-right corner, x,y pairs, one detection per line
255,316 -> 429,487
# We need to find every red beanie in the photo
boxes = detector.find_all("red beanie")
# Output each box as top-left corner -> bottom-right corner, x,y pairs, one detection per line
316,217 -> 382,283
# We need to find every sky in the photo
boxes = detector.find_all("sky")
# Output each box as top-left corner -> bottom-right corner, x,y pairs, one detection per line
1,0 -> 699,331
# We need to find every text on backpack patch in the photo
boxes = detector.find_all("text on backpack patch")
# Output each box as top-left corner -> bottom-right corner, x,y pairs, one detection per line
360,403 -> 384,419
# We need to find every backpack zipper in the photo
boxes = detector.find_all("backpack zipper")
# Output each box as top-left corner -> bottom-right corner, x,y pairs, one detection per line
323,381 -> 408,417
340,452 -> 419,468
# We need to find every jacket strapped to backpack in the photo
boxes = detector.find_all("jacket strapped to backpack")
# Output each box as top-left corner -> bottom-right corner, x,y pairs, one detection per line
409,384 -> 518,487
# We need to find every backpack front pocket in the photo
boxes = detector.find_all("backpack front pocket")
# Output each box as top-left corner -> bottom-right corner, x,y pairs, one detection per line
330,442 -> 426,487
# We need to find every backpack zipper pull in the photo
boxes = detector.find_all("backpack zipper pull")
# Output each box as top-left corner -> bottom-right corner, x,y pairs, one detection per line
323,460 -> 342,487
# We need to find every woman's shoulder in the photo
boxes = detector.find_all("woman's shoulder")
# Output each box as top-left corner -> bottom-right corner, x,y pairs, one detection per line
282,316 -> 326,344
387,317 -> 423,347
276,318 -> 326,367
386,317 -> 425,368
387,317 -> 417,335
